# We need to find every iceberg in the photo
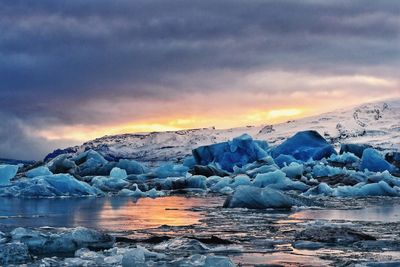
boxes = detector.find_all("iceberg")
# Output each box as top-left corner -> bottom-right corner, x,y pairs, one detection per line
328,152 -> 359,165
274,154 -> 300,168
339,143 -> 371,158
312,164 -> 347,177
272,130 -> 336,161
74,150 -> 108,176
223,185 -> 303,209
281,162 -> 304,178
230,175 -> 252,188
117,185 -> 145,198
186,175 -> 207,189
210,177 -> 231,192
0,164 -> 19,185
192,134 -> 268,172
0,174 -> 101,197
91,176 -> 129,192
304,181 -> 400,197
153,163 -> 189,178
253,170 -> 309,191
47,155 -> 77,174
116,159 -> 148,175
26,166 -> 52,178
110,167 -> 128,179
359,148 -> 396,173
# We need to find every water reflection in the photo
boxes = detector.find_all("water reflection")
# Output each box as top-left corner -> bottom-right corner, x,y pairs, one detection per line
291,204 -> 400,222
0,196 -> 222,232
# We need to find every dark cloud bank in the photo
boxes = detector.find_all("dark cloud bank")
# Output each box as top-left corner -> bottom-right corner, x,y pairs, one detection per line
0,0 -> 399,160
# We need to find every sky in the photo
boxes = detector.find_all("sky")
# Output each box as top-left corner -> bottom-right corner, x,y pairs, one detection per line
0,0 -> 399,160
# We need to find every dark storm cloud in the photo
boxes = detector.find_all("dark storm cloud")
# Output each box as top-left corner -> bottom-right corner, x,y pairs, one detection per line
0,0 -> 399,159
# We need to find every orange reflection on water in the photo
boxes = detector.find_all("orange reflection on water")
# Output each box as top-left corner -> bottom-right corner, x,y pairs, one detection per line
97,196 -> 220,231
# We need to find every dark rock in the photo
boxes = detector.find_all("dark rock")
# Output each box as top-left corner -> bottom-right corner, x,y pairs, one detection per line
191,165 -> 230,177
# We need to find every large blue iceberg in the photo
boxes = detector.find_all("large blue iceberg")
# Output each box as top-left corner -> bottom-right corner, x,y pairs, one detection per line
192,134 -> 268,172
271,130 -> 336,161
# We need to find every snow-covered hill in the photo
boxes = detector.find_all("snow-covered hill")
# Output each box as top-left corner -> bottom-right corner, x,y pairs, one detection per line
46,99 -> 400,165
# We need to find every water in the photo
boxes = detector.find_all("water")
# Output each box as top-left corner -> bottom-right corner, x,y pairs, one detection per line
291,204 -> 400,222
0,196 -> 223,232
1,196 -> 400,265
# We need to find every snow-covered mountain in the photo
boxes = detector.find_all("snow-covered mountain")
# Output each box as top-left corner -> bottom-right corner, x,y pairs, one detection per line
45,99 -> 400,165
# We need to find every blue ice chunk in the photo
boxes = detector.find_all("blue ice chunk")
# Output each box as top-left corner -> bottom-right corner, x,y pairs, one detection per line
328,152 -> 359,164
116,159 -> 148,175
146,188 -> 166,198
186,175 -> 207,189
154,164 -> 189,178
253,170 -> 309,191
312,164 -> 347,177
26,166 -> 52,178
334,181 -> 399,197
223,185 -> 302,209
302,183 -> 334,196
210,177 -> 231,192
339,143 -> 371,158
0,165 -> 19,185
182,156 -> 196,168
206,176 -> 225,188
231,175 -> 252,188
272,131 -> 336,161
192,134 -> 268,172
274,154 -> 299,168
281,162 -> 304,178
110,167 -> 128,179
359,148 -> 396,173
73,149 -> 108,166
0,174 -> 100,197
304,181 -> 400,197
117,186 -> 145,198
246,164 -> 279,177
91,176 -> 129,192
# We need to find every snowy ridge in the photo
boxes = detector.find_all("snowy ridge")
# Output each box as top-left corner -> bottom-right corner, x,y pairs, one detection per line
47,99 -> 400,165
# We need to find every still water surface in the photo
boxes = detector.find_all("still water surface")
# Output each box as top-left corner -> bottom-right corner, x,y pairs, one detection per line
0,196 -> 222,231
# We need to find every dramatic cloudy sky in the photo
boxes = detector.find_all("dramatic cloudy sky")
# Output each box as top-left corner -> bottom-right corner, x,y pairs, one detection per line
1,0 -> 399,160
